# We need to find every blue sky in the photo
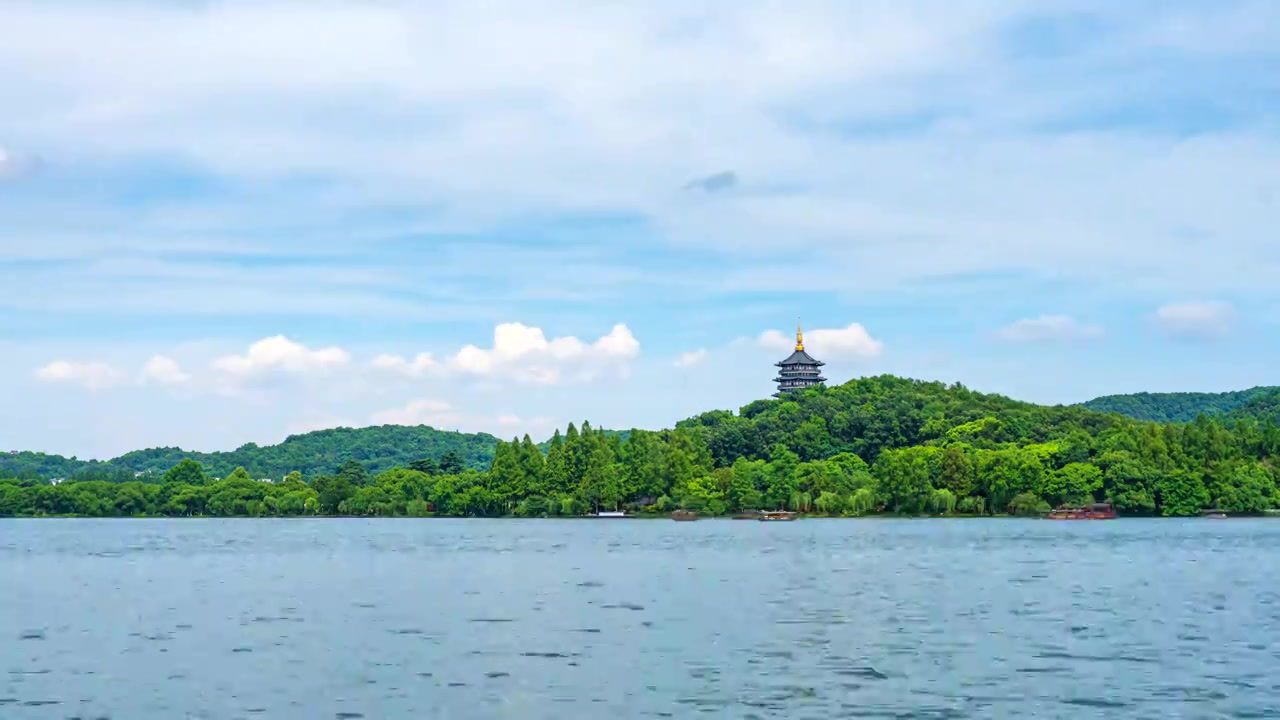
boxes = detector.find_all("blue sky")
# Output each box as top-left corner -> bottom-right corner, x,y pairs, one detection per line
1,0 -> 1278,459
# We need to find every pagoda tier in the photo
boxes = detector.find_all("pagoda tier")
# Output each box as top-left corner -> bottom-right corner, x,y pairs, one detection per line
772,367 -> 827,396
772,322 -> 826,398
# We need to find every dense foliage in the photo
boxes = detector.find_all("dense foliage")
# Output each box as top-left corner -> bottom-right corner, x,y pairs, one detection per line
0,425 -> 496,482
1080,386 -> 1280,423
4,375 -> 1279,518
1225,392 -> 1280,424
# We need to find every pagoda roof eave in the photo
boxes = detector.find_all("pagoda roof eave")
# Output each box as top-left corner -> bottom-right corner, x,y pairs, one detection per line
776,349 -> 824,366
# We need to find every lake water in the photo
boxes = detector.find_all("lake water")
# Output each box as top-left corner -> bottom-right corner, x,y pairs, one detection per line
2,518 -> 1279,719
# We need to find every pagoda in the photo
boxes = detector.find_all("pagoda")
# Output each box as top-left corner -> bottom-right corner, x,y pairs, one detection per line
773,321 -> 826,397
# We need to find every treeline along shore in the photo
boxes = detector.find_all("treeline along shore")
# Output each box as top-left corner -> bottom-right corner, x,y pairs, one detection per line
3,376 -> 1280,518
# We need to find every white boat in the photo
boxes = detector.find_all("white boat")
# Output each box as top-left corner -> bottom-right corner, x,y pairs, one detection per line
594,510 -> 627,518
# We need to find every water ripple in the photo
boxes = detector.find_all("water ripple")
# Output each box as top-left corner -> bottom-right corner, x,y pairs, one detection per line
1,517 -> 1278,718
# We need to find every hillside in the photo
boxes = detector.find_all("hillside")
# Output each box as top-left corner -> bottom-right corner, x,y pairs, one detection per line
4,374 -> 1279,519
1080,386 -> 1279,423
1225,391 -> 1280,424
0,425 -> 499,481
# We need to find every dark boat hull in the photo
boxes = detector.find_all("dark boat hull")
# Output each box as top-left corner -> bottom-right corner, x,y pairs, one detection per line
1047,503 -> 1117,520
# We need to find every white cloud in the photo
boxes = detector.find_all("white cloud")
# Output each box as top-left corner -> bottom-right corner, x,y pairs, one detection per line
370,398 -> 460,427
1155,301 -> 1234,339
0,147 -> 19,178
370,398 -> 554,438
994,315 -> 1104,343
758,323 -> 883,358
5,2 -> 1280,459
370,352 -> 438,378
212,335 -> 350,379
674,349 -> 709,368
448,322 -> 639,384
0,146 -> 42,180
0,1 -> 1276,327
140,355 -> 191,385
34,360 -> 124,390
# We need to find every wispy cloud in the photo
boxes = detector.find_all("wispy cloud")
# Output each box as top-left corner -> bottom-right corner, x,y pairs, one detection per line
673,349 -> 708,368
994,315 -> 1103,343
0,147 -> 28,179
3,1 -> 1280,457
370,398 -> 555,438
370,352 -> 439,379
0,3 -> 1274,344
758,323 -> 883,358
1154,301 -> 1234,339
34,360 -> 124,391
685,171 -> 738,193
140,355 -> 191,385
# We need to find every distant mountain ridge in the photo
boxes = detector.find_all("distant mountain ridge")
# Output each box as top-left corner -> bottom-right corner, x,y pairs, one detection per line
5,374 -> 1280,519
8,381 -> 1279,483
1,425 -> 500,481
1079,386 -> 1280,423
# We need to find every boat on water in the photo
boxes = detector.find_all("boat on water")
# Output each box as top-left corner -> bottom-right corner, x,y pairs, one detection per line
758,510 -> 797,522
1202,509 -> 1229,519
594,510 -> 627,518
670,510 -> 699,521
1046,503 -> 1117,520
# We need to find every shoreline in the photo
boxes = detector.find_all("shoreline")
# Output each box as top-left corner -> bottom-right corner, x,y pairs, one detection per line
3,513 -> 1271,520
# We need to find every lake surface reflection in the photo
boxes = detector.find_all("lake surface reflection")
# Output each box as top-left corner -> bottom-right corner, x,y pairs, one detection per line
3,518 -> 1279,718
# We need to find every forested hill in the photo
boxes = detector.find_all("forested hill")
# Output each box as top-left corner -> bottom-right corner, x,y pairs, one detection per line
5,374 -> 1280,519
1079,386 -> 1279,423
1225,392 -> 1280,424
0,425 -> 499,481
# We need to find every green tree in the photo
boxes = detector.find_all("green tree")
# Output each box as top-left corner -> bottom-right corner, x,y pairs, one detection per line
487,439 -> 526,513
727,458 -> 765,512
1100,453 -> 1157,515
847,487 -> 876,515
438,450 -> 465,475
1008,492 -> 1050,516
313,474 -> 354,515
929,488 -> 957,515
1043,462 -> 1103,506
1156,469 -> 1209,516
544,432 -> 571,496
579,441 -> 620,513
337,459 -> 369,487
939,445 -> 975,497
408,457 -> 440,475
792,417 -> 834,461
873,448 -> 933,513
163,459 -> 206,486
814,490 -> 843,515
519,435 -> 546,496
764,444 -> 799,510
1217,462 -> 1274,514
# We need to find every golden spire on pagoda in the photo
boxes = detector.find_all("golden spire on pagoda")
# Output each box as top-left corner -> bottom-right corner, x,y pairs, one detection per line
795,319 -> 804,352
